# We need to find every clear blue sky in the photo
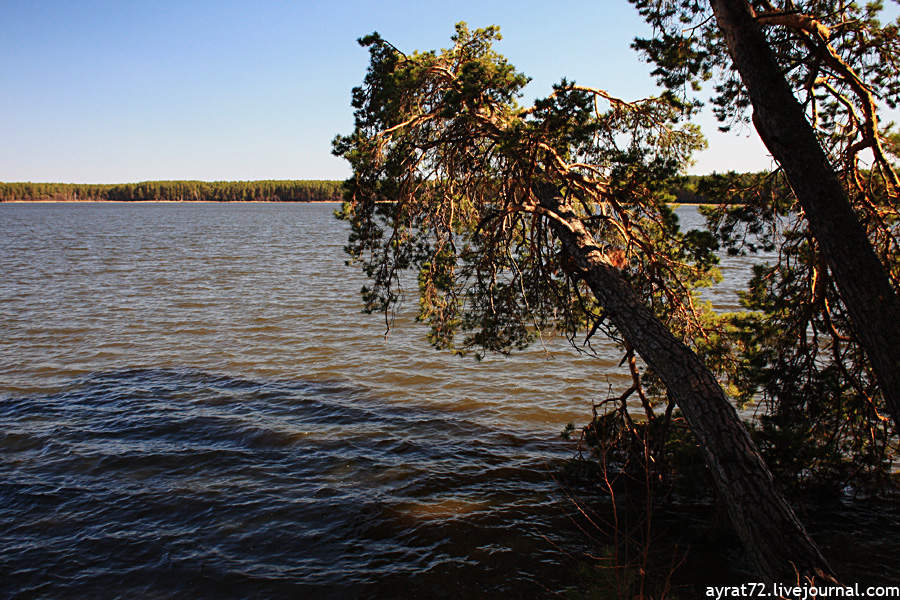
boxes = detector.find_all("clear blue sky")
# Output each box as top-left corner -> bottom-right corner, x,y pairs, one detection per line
0,0 -> 772,184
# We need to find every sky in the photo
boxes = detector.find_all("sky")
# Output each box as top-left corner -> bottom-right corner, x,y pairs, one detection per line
0,0 -> 775,184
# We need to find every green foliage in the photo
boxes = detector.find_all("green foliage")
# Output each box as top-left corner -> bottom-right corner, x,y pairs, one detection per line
333,13 -> 900,499
694,183 -> 899,494
629,0 -> 900,495
630,0 -> 900,184
0,180 -> 344,203
333,23 -> 717,361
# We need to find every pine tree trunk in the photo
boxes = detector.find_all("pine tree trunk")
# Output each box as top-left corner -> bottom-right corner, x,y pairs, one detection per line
537,191 -> 835,583
708,0 -> 900,431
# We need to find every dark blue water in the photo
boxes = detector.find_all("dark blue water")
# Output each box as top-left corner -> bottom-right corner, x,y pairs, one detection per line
2,202 -> 896,598
2,368 -> 588,598
0,202 -> 614,598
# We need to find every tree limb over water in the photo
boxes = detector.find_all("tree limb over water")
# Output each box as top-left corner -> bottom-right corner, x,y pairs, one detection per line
332,23 -> 835,583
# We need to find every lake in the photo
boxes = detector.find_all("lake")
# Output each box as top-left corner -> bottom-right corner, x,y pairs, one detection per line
1,202 -> 895,598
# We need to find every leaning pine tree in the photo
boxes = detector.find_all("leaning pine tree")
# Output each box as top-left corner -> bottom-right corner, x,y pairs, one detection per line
332,24 -> 837,583
629,0 -> 900,493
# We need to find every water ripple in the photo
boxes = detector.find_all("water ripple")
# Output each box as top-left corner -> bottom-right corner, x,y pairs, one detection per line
0,202 -> 842,598
1,364 -> 587,598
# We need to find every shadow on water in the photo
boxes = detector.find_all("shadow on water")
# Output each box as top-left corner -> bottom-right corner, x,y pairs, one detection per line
3,368 -> 900,598
0,368 -> 596,599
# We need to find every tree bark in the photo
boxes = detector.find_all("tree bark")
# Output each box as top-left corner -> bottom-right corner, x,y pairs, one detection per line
708,0 -> 900,430
537,190 -> 835,583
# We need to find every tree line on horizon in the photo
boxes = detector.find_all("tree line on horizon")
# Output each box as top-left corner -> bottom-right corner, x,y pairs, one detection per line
0,175 -> 779,204
0,179 -> 345,203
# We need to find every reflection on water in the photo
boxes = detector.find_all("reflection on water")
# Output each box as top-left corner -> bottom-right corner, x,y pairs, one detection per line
0,202 -> 895,598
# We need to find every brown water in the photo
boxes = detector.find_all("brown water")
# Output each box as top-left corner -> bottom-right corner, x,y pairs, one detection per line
2,202 -> 894,598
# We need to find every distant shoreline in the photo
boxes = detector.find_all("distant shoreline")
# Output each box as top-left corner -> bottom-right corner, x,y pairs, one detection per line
1,199 -> 718,207
1,174 -> 767,204
0,180 -> 345,203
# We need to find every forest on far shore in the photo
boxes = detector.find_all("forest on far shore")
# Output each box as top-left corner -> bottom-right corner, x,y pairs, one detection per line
0,179 -> 344,203
0,173 -> 769,204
